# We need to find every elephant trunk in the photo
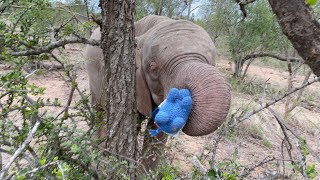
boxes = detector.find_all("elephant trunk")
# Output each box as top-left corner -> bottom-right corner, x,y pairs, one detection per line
163,61 -> 231,136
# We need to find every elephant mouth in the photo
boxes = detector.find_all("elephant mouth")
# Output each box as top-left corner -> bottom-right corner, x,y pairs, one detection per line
162,62 -> 231,136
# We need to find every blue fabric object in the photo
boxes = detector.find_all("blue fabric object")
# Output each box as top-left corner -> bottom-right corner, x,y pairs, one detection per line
149,88 -> 192,137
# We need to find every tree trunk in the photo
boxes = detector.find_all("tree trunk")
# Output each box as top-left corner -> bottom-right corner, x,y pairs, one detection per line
233,58 -> 244,78
100,0 -> 137,179
156,0 -> 164,15
187,0 -> 193,19
268,0 -> 320,76
241,58 -> 255,79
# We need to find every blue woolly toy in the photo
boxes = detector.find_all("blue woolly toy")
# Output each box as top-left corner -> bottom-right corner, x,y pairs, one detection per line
149,88 -> 192,137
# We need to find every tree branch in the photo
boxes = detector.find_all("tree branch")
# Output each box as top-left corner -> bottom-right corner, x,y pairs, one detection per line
268,0 -> 320,76
267,107 -> 320,162
92,144 -> 149,176
235,0 -> 257,21
0,0 -> 18,13
11,37 -> 99,57
241,76 -> 320,122
242,53 -> 303,63
211,68 -> 319,173
0,95 -> 43,179
192,156 -> 207,176
0,121 -> 41,179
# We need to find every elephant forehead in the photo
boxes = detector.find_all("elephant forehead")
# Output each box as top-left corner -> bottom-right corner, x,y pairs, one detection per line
141,21 -> 216,67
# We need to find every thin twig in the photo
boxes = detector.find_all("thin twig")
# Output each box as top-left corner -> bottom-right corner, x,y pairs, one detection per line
0,145 -> 2,171
267,107 -> 294,165
50,54 -> 65,68
211,76 -> 319,169
241,53 -> 303,64
267,107 -> 320,162
63,71 -> 76,118
22,161 -> 58,176
0,121 -> 41,179
192,156 -> 207,176
240,76 -> 320,122
92,144 -> 149,175
0,95 -> 43,178
287,70 -> 312,112
0,0 -> 18,13
297,143 -> 308,178
240,156 -> 275,177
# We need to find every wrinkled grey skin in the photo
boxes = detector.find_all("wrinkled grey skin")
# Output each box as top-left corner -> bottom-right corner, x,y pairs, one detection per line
85,15 -> 231,136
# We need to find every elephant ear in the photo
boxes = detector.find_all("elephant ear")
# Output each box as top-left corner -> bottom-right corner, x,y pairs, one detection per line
136,43 -> 152,117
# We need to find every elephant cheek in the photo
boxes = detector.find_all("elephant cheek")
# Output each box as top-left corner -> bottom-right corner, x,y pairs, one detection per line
146,75 -> 164,105
136,67 -> 153,117
135,47 -> 153,117
144,60 -> 165,105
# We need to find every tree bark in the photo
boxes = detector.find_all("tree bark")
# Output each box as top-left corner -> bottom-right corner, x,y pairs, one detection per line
100,0 -> 137,179
268,0 -> 320,76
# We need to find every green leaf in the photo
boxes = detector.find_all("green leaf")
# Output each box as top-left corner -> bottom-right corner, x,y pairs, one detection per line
306,0 -> 318,6
306,164 -> 318,179
207,169 -> 217,178
40,157 -> 46,165
52,168 -> 57,174
53,156 -> 59,161
57,170 -> 63,179
285,164 -> 295,169
71,144 -> 81,153
17,175 -> 26,180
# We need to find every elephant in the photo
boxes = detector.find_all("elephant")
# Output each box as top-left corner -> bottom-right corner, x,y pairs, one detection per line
85,15 -> 231,136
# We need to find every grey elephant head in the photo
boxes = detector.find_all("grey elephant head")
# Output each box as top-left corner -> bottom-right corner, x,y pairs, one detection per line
85,15 -> 231,136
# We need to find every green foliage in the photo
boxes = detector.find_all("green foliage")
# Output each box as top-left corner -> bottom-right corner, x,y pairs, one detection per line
214,0 -> 290,57
0,0 -> 91,62
0,0 -> 106,179
251,57 -> 288,70
0,61 -> 100,178
306,164 -> 318,179
286,162 -> 318,179
306,0 -> 318,6
207,150 -> 243,180
154,163 -> 180,180
135,0 -> 191,20
198,0 -> 293,77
